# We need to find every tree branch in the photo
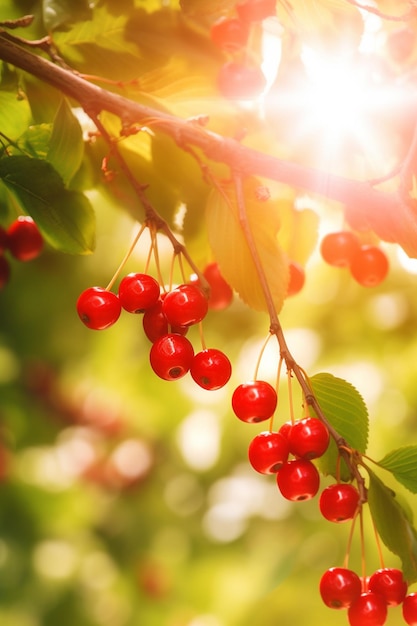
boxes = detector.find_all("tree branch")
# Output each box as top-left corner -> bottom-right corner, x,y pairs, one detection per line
0,29 -> 417,256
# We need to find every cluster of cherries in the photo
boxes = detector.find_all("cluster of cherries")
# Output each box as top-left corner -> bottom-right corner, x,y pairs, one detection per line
320,564 -> 417,626
231,378 -> 331,500
0,216 -> 44,289
231,377 -> 417,625
76,262 -> 234,391
210,0 -> 276,99
320,230 -> 389,288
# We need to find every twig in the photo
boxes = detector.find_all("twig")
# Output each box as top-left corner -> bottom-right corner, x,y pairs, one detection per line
91,112 -> 208,286
232,172 -> 366,491
344,0 -> 417,21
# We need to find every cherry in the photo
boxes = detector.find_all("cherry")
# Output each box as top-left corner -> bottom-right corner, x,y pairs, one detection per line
191,263 -> 233,311
236,0 -> 277,22
320,231 -> 360,267
0,226 -> 9,254
7,216 -> 44,261
319,483 -> 360,523
277,458 -> 320,501
347,592 -> 388,626
287,417 -> 330,460
142,298 -> 188,343
210,16 -> 249,51
248,431 -> 289,474
320,567 -> 362,609
403,593 -> 417,626
162,284 -> 208,327
77,287 -> 122,330
190,348 -> 232,390
149,333 -> 194,381
387,27 -> 416,64
287,261 -> 305,296
278,420 -> 292,440
350,245 -> 389,287
118,272 -> 160,313
217,61 -> 266,99
368,568 -> 407,607
231,380 -> 277,423
0,256 -> 10,289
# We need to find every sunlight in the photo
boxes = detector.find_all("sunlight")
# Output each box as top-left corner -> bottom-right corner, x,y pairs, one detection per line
300,47 -> 373,146
261,9 -> 403,174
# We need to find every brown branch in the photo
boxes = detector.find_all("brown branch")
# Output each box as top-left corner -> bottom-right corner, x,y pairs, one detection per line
344,0 -> 417,22
1,28 -> 417,256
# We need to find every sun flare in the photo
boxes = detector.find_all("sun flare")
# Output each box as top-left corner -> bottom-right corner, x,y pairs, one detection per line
261,12 -> 406,176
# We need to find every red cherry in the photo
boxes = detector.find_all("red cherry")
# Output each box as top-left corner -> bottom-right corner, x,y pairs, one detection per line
217,61 -> 266,99
142,298 -> 188,343
320,567 -> 362,609
0,256 -> 10,289
350,245 -> 389,287
118,273 -> 160,313
77,287 -> 122,330
287,261 -> 305,296
368,568 -> 407,607
231,380 -> 277,423
7,216 -> 43,261
278,420 -> 292,440
0,226 -> 9,254
248,431 -> 289,474
320,231 -> 361,267
149,333 -> 194,381
190,348 -> 232,390
387,27 -> 416,64
287,417 -> 330,460
347,592 -> 387,626
192,263 -> 233,311
403,593 -> 417,626
319,483 -> 360,523
277,458 -> 320,501
210,16 -> 249,51
236,0 -> 277,22
162,284 -> 208,327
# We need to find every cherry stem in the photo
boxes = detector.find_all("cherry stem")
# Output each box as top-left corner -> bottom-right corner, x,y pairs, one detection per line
359,506 -> 367,590
371,514 -> 386,570
105,222 -> 146,291
268,354 -> 284,433
253,333 -> 273,380
343,508 -> 360,570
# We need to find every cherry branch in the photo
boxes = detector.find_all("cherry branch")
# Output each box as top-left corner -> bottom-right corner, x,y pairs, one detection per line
1,29 -> 417,255
344,0 -> 417,22
232,172 -> 367,496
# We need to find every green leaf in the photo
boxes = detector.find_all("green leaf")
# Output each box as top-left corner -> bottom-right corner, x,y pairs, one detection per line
47,99 -> 84,185
0,91 -> 32,143
42,0 -> 92,31
367,468 -> 417,583
19,124 -> 52,159
0,155 -> 95,254
378,446 -> 417,495
310,373 -> 369,480
53,5 -> 141,77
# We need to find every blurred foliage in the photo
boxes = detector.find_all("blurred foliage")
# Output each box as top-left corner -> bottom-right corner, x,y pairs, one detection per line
0,1 -> 417,626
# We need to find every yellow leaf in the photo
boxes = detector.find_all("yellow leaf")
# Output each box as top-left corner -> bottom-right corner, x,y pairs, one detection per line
277,0 -> 363,52
206,178 -> 288,313
278,201 -> 319,265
